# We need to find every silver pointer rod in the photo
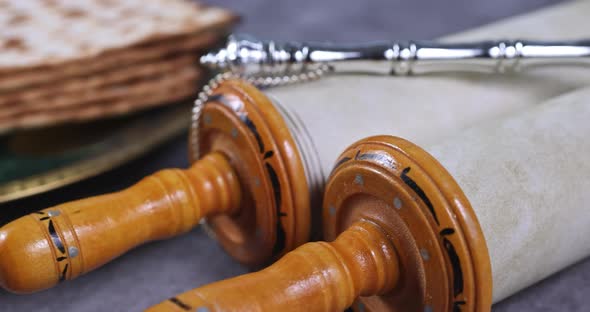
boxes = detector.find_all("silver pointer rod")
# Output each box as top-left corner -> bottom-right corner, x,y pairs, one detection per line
200,34 -> 590,77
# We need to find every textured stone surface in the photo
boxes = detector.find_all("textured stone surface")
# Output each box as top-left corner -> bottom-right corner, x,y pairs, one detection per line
2,0 -> 588,311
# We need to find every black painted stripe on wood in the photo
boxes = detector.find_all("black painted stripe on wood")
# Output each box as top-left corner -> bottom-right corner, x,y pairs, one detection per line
245,117 -> 265,153
400,167 -> 439,225
331,156 -> 352,174
441,228 -> 464,297
168,297 -> 191,310
59,264 -> 68,282
267,163 -> 286,255
48,220 -> 66,254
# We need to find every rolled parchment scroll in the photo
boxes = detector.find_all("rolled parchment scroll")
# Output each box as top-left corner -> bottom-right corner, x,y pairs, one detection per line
147,84 -> 590,312
260,0 -> 590,178
237,0 -> 590,244
427,86 -> 590,302
2,0 -> 589,297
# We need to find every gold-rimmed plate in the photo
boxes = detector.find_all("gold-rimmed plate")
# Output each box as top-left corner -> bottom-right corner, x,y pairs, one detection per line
0,103 -> 190,204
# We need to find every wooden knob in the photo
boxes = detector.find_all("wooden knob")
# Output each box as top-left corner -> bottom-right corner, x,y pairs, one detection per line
146,220 -> 400,312
193,79 -> 314,266
148,135 -> 493,312
0,78 -> 314,294
0,152 -> 240,294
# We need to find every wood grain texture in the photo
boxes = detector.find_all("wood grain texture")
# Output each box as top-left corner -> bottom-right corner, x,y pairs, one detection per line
195,79 -> 312,266
146,220 -> 399,312
148,134 -> 494,312
0,152 -> 240,294
324,135 -> 492,311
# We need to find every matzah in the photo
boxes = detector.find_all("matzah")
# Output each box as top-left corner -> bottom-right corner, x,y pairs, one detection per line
0,32 -> 221,92
0,0 -> 237,131
0,55 -> 197,109
0,63 -> 200,118
0,69 -> 200,131
0,0 -> 235,71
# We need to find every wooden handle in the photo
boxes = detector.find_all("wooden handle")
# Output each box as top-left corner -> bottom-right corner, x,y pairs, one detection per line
147,220 -> 399,312
0,152 -> 240,294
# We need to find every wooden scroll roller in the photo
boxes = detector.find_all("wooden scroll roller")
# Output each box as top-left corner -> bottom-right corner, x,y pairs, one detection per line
147,86 -> 590,312
2,2 -> 589,294
0,75 -> 519,294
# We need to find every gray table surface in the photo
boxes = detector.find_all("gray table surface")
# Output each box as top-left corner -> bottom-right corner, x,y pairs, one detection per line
2,0 -> 589,311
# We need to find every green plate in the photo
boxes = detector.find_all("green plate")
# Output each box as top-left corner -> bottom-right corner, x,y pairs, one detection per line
0,103 -> 190,203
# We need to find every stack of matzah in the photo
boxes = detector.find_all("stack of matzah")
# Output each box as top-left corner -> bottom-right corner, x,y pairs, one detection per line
0,0 -> 236,133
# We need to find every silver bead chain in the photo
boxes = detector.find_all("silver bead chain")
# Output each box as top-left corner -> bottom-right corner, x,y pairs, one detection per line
190,64 -> 332,161
244,64 -> 332,88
